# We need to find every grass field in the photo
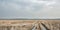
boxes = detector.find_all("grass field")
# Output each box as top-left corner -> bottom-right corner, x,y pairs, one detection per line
0,20 -> 60,30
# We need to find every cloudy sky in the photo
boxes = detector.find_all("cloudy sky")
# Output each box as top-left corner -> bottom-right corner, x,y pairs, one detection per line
0,0 -> 60,19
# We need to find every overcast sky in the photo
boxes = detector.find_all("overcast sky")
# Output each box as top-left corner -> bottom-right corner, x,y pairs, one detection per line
0,0 -> 60,19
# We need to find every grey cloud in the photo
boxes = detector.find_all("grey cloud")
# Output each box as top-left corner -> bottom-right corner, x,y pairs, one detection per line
0,0 -> 60,19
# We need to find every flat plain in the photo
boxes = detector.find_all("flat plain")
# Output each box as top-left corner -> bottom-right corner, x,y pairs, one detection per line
0,20 -> 60,30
